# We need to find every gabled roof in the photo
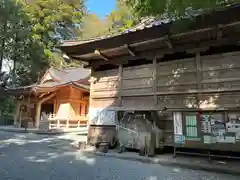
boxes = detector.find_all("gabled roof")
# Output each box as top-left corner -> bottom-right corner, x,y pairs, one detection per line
58,67 -> 90,83
6,67 -> 91,95
40,67 -> 90,84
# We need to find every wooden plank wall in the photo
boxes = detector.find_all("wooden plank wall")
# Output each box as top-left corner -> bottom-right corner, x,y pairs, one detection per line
90,51 -> 240,145
156,58 -> 198,109
199,52 -> 240,109
156,51 -> 240,110
55,86 -> 89,120
122,65 -> 154,110
90,69 -> 119,109
90,51 -> 240,111
69,87 -> 89,120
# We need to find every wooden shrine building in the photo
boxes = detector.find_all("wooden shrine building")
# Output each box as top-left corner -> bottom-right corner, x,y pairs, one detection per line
7,67 -> 90,130
59,4 -> 240,152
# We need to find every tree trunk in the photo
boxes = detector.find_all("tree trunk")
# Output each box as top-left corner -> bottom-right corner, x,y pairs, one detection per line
11,33 -> 18,87
0,19 -> 7,71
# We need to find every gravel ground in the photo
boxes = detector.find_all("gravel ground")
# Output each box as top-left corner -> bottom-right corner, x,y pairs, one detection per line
0,131 -> 239,180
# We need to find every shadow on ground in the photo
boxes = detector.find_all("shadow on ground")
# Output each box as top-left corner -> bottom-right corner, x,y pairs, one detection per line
0,132 -> 96,167
0,132 -> 239,180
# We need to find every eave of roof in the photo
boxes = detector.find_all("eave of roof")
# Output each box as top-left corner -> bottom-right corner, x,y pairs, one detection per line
5,80 -> 90,96
58,4 -> 240,57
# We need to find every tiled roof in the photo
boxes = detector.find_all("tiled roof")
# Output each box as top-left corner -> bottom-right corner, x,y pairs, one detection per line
60,67 -> 90,82
48,68 -> 67,82
38,66 -> 91,88
60,17 -> 170,47
6,67 -> 91,94
59,3 -> 239,47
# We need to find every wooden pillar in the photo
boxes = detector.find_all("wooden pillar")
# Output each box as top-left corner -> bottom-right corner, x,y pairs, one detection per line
53,99 -> 57,115
153,58 -> 157,107
196,52 -> 202,90
19,96 -> 26,128
187,48 -> 206,90
35,102 -> 41,128
35,92 -> 56,129
19,106 -> 22,128
187,48 -> 206,109
118,64 -> 123,107
195,51 -> 203,109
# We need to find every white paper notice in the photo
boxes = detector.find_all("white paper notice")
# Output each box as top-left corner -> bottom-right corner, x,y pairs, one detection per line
173,112 -> 183,135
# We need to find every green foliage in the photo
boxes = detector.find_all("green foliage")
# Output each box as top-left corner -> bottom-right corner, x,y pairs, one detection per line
0,0 -> 86,115
80,14 -> 108,39
24,0 -> 85,70
0,95 -> 15,116
25,0 -> 85,43
121,0 -> 240,18
106,1 -> 137,33
0,0 -> 86,87
80,1 -> 138,39
0,0 -> 50,86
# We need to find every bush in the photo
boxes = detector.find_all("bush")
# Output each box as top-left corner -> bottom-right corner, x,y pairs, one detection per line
0,116 -> 14,125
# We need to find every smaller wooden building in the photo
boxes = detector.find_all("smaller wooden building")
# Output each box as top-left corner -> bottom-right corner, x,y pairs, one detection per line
7,67 -> 90,130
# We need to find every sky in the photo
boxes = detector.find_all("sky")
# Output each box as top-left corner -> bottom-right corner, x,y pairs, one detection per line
85,0 -> 116,19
